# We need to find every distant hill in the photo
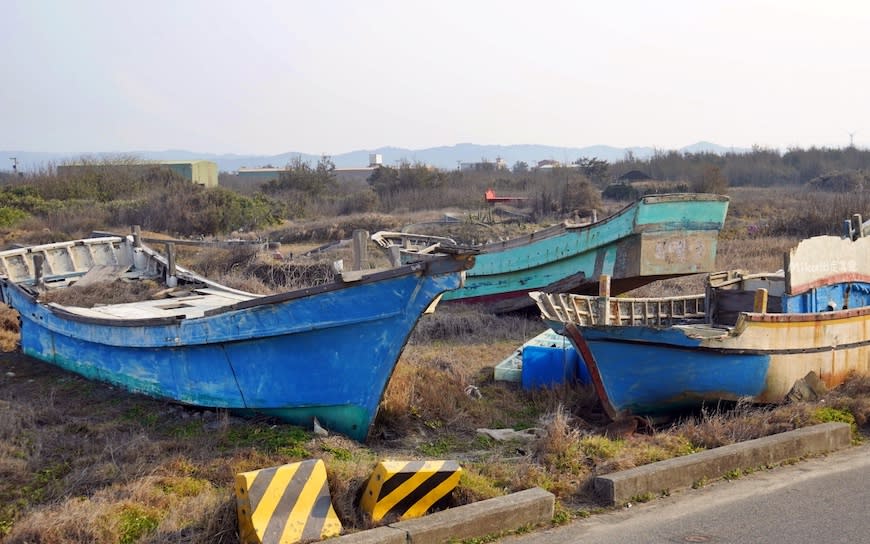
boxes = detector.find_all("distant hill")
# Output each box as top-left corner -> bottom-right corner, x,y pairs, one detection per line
1,142 -> 748,174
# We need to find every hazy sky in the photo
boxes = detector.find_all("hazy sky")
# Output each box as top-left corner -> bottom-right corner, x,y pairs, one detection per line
3,0 -> 869,155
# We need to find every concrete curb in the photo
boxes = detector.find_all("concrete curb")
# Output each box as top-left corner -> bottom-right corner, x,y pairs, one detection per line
326,423 -> 850,542
330,487 -> 555,544
593,422 -> 852,506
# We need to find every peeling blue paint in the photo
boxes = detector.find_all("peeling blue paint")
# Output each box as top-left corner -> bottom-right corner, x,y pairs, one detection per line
3,259 -> 468,442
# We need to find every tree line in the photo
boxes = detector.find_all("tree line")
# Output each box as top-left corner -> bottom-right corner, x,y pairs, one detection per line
1,146 -> 868,237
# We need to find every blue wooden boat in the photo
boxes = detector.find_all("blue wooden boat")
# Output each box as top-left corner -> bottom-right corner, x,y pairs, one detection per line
532,231 -> 870,419
0,233 -> 475,441
374,193 -> 729,312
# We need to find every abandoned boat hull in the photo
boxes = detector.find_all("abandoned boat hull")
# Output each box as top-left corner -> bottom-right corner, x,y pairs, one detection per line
0,236 -> 473,441
533,232 -> 870,418
538,283 -> 870,418
558,323 -> 769,416
440,194 -> 729,312
549,306 -> 870,418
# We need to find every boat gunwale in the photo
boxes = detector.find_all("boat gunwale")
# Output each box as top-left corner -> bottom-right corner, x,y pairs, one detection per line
3,262 -> 438,327
788,272 -> 870,296
551,318 -> 870,356
1,236 -> 472,328
535,286 -> 870,335
639,193 -> 730,205
739,303 -> 870,323
473,193 -> 730,254
707,270 -> 785,288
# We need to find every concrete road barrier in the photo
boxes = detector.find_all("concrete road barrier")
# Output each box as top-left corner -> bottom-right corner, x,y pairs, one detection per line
360,460 -> 462,522
332,487 -> 555,544
594,422 -> 852,506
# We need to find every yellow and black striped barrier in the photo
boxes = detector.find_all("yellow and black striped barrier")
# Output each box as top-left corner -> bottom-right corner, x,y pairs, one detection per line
360,459 -> 462,522
235,459 -> 342,544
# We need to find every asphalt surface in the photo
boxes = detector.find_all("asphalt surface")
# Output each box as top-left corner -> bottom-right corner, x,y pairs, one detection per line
502,442 -> 870,544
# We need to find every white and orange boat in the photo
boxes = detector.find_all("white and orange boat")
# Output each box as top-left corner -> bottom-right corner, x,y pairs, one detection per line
532,222 -> 870,419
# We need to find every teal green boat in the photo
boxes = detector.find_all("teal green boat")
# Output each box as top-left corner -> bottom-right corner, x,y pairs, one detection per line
374,193 -> 729,312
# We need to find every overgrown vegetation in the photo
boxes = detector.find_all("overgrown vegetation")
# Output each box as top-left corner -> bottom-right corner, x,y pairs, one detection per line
2,254 -> 868,543
3,146 -> 869,240
0,159 -> 282,238
1,150 -> 870,542
614,145 -> 870,186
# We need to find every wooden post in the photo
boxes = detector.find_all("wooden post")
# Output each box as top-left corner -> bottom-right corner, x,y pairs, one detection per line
165,242 -> 177,287
132,225 -> 142,248
33,253 -> 45,290
705,277 -> 715,324
352,230 -> 368,271
844,219 -> 854,240
598,274 -> 611,297
598,274 -> 611,325
753,288 -> 768,314
388,245 -> 401,268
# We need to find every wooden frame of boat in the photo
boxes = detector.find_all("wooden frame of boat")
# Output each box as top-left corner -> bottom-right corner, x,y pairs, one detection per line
535,278 -> 708,328
0,230 -> 476,441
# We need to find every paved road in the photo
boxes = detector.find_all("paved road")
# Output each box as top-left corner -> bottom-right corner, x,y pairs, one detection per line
503,442 -> 870,544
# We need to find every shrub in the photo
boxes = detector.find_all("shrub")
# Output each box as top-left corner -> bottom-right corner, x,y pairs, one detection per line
812,406 -> 859,441
763,189 -> 870,237
49,156 -> 160,201
530,169 -> 602,219
691,165 -> 729,194
807,170 -> 867,192
602,183 -> 639,201
409,307 -> 542,344
109,183 -> 281,236
0,207 -> 27,228
337,187 -> 379,215
117,505 -> 159,544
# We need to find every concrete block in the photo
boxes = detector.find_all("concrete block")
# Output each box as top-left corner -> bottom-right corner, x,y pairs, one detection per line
235,459 -> 341,544
327,526 -> 407,544
392,487 -> 554,544
361,460 -> 462,522
594,422 -> 851,505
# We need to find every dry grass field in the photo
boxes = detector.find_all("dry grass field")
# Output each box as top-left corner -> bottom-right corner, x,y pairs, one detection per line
1,187 -> 869,543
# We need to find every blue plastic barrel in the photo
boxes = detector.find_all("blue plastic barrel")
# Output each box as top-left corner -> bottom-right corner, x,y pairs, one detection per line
521,344 -> 590,389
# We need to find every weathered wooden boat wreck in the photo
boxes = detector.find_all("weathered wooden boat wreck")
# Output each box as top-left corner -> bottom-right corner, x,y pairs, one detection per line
532,230 -> 870,419
0,233 -> 475,441
374,193 -> 729,312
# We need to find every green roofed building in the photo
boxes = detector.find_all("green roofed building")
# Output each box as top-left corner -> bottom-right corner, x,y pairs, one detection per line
160,160 -> 218,187
57,160 -> 218,188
